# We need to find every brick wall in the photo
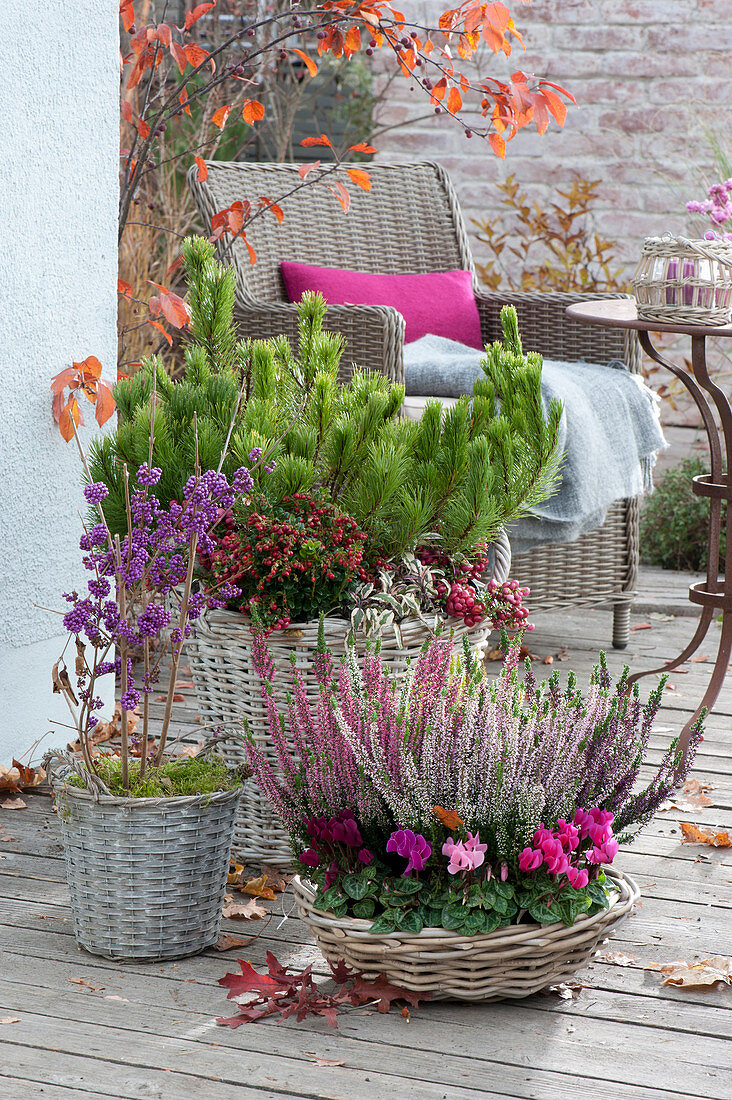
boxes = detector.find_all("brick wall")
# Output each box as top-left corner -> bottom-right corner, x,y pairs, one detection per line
374,0 -> 732,273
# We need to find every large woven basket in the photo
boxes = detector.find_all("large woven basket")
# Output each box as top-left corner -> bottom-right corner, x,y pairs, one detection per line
190,614 -> 493,865
632,235 -> 732,325
293,869 -> 639,1001
53,781 -> 241,961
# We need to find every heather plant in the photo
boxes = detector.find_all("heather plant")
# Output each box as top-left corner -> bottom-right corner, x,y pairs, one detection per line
641,456 -> 725,574
245,628 -> 702,933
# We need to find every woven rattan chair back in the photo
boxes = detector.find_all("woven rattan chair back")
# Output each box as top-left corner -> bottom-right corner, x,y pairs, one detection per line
190,160 -> 475,306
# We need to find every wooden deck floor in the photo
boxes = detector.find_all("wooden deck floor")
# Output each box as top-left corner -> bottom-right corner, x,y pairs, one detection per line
1,569 -> 731,1099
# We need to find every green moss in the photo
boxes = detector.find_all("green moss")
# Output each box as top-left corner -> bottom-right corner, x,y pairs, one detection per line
66,754 -> 243,799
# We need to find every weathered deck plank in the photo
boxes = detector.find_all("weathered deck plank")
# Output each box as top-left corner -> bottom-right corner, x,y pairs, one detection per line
1,582 -> 731,1099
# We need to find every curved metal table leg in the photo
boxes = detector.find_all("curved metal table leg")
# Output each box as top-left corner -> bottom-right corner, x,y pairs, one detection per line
631,331 -> 732,758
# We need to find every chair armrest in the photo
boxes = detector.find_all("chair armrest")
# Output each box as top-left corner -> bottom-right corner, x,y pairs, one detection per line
476,289 -> 642,375
234,298 -> 406,385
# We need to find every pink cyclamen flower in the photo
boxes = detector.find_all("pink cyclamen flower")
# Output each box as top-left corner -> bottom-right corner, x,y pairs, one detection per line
587,837 -> 619,865
464,831 -> 488,870
386,828 -> 431,875
442,832 -> 487,875
518,847 -> 543,872
566,865 -> 589,890
358,848 -> 374,865
499,862 -> 509,882
299,848 -> 320,868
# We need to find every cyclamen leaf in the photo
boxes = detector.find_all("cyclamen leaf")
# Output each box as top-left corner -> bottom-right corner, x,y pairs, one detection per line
352,898 -> 376,919
368,911 -> 397,935
342,874 -> 372,901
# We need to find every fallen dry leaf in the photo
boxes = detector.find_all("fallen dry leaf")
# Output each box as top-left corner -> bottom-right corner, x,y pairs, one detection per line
679,822 -> 731,848
241,874 -> 277,900
1,835 -> 15,842
104,995 -> 130,1002
221,896 -> 268,921
306,1055 -> 346,1067
661,780 -> 714,813
0,760 -> 46,793
630,622 -> 652,632
600,951 -> 636,967
214,933 -> 256,952
654,957 -> 732,989
542,655 -> 554,665
548,982 -> 583,999
0,797 -> 27,810
690,654 -> 711,663
67,977 -> 104,992
227,861 -> 245,885
0,1017 -> 20,1025
175,680 -> 195,690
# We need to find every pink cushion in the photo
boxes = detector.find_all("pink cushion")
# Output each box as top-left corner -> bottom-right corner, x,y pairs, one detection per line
280,262 -> 483,349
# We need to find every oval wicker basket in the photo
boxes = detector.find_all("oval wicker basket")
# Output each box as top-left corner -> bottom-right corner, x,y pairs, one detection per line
53,781 -> 241,961
632,235 -> 732,325
190,613 -> 493,865
293,869 -> 639,1001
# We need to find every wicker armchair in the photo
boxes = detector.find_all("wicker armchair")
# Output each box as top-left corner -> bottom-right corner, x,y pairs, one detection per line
188,160 -> 641,647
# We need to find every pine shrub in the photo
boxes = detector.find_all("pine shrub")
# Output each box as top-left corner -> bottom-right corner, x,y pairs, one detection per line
90,236 -> 562,564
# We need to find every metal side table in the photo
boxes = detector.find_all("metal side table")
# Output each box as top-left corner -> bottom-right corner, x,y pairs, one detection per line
567,297 -> 732,757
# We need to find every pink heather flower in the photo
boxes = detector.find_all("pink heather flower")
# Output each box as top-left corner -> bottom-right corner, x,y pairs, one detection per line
386,828 -> 431,875
518,847 -> 543,872
566,865 -> 589,890
299,848 -> 320,868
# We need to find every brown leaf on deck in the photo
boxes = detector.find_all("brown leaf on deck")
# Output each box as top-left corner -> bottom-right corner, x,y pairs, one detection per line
653,957 -> 732,989
630,622 -> 652,632
679,822 -> 731,847
306,1055 -> 346,1067
0,797 -> 28,810
600,951 -> 636,967
221,896 -> 268,920
0,760 -> 46,793
0,1017 -> 20,1025
214,933 -> 256,951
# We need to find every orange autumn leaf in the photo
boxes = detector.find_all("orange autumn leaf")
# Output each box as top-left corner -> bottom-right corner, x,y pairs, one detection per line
170,41 -> 187,74
185,1 -> 216,30
211,200 -> 245,237
120,1 -> 135,33
179,89 -> 191,116
74,355 -> 103,382
679,822 -> 731,848
242,234 -> 257,265
155,23 -> 172,49
346,167 -> 371,191
148,285 -> 190,328
148,319 -> 173,346
298,160 -> 320,179
349,142 -> 377,154
58,397 -> 80,442
433,805 -> 463,830
290,48 -> 317,77
301,133 -> 332,148
489,131 -> 506,158
259,196 -> 284,223
120,100 -> 133,125
194,156 -> 209,182
184,42 -> 209,69
94,381 -> 116,427
50,366 -> 78,397
242,99 -> 265,124
117,278 -> 134,300
212,104 -> 232,129
344,25 -> 362,54
329,181 -> 350,213
446,86 -> 462,114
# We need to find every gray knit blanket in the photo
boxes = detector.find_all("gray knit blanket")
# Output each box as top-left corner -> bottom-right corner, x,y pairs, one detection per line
403,334 -> 666,554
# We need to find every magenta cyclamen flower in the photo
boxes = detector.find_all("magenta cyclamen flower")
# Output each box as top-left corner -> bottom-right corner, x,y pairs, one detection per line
386,828 -> 431,875
442,832 -> 487,875
299,848 -> 320,868
518,847 -> 543,872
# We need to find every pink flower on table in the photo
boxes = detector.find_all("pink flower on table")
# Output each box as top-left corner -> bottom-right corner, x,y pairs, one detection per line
386,828 -> 431,875
566,865 -> 589,890
518,847 -> 543,872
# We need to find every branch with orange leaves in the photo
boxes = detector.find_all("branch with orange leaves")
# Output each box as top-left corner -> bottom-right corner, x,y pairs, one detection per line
51,357 -> 117,442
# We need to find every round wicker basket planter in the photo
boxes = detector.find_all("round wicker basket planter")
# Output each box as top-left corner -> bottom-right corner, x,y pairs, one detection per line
53,782 -> 241,962
632,235 -> 732,325
190,614 -> 493,866
292,869 -> 640,1001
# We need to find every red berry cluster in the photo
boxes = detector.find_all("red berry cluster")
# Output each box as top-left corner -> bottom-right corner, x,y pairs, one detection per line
415,545 -> 532,632
207,493 -> 367,632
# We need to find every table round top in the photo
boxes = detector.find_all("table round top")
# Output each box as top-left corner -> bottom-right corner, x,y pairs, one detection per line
566,297 -> 732,338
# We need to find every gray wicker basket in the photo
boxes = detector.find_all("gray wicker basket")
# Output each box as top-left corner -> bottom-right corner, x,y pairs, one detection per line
53,780 -> 241,961
293,868 -> 639,1001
